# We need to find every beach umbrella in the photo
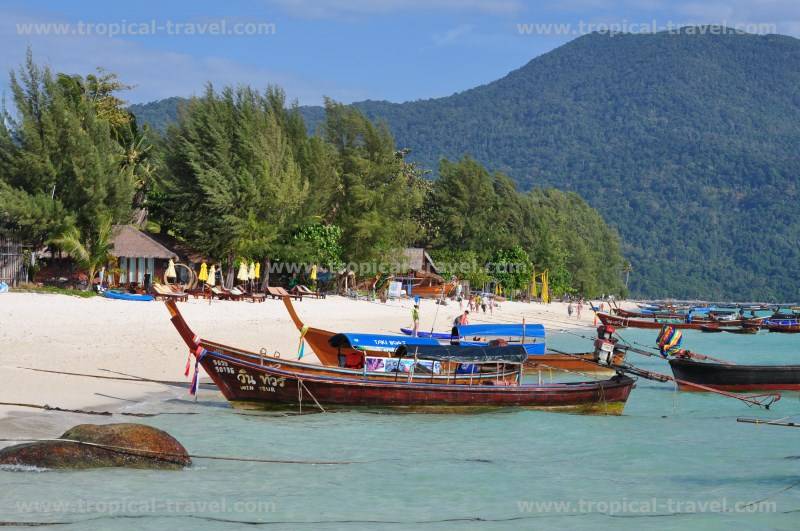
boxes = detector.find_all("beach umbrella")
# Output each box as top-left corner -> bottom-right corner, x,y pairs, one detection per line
248,261 -> 256,280
207,265 -> 216,286
198,262 -> 208,282
166,259 -> 177,279
310,264 -> 317,281
237,261 -> 249,282
254,262 -> 261,280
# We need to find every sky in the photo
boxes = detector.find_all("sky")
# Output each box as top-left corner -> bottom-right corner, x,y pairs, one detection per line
2,0 -> 799,106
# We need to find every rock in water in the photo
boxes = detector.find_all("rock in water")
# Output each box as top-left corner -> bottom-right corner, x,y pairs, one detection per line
0,423 -> 191,470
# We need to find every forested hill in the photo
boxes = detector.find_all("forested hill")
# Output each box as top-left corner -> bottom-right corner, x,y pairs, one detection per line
129,29 -> 800,300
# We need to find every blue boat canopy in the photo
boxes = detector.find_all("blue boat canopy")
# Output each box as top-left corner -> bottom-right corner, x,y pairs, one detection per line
329,333 -> 439,352
394,344 -> 528,363
456,323 -> 545,339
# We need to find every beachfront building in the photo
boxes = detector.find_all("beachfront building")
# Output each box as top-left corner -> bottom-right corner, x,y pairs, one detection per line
110,225 -> 178,289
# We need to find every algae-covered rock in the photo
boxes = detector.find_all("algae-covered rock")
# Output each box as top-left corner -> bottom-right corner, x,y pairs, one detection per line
0,423 -> 191,470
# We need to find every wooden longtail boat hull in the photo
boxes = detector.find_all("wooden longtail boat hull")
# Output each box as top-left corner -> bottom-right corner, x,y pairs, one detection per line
525,352 -> 624,375
200,339 -> 520,384
599,313 -> 708,330
163,300 -> 519,384
409,282 -> 457,299
669,358 -> 800,391
766,324 -> 800,333
283,297 -> 610,373
613,308 -> 684,319
198,348 -> 635,413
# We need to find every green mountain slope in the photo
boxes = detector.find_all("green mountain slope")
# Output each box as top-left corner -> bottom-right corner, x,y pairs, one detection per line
129,29 -> 800,300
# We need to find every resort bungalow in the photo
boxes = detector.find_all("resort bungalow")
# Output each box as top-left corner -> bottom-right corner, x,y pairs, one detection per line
110,225 -> 178,289
397,248 -> 456,298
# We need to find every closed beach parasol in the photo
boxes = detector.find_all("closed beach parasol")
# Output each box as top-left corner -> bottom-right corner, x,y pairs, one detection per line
166,259 -> 177,279
248,261 -> 256,280
310,264 -> 317,281
254,262 -> 260,280
207,265 -> 216,286
237,261 -> 249,282
198,262 -> 208,283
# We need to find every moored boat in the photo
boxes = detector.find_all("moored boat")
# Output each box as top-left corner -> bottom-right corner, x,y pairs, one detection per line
597,312 -> 707,330
164,300 -> 521,384
191,345 -> 636,413
669,358 -> 800,391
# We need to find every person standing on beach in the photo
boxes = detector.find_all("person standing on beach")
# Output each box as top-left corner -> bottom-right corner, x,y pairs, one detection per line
411,304 -> 420,337
568,302 -> 574,318
481,297 -> 487,314
451,310 -> 470,344
576,300 -> 583,320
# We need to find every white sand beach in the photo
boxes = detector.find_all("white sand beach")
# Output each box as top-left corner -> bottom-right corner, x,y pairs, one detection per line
0,293 -> 616,440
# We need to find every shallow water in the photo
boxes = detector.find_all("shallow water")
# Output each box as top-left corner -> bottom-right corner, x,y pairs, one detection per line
2,329 -> 800,530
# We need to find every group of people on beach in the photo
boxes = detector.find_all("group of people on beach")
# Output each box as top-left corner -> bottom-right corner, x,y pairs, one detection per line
567,298 -> 585,319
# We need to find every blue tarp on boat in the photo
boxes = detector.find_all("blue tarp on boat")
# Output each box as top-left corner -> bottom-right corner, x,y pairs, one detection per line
329,333 -> 440,352
456,323 -> 545,339
400,323 -> 546,339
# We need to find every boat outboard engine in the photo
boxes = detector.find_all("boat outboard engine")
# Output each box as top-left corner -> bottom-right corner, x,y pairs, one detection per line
593,325 -> 618,366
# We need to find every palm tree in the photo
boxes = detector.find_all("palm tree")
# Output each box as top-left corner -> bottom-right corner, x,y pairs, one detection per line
622,261 -> 633,289
53,218 -> 114,291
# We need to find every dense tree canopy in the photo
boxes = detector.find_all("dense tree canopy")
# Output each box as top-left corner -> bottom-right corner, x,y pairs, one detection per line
3,53 -> 628,297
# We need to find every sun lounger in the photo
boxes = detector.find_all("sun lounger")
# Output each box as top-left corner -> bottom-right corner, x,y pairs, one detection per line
152,283 -> 189,302
231,286 -> 265,303
291,284 -> 323,299
211,286 -> 236,300
266,286 -> 302,300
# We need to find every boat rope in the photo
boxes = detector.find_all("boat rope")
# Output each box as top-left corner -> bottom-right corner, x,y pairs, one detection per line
296,378 -> 326,414
16,366 -> 211,388
0,401 -> 198,417
0,438 -> 351,465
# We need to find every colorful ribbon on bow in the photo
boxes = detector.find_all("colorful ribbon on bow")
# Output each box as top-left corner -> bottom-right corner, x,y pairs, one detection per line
297,325 -> 309,360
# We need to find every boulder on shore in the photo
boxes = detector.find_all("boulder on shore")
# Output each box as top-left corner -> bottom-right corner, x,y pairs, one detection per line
0,423 -> 191,470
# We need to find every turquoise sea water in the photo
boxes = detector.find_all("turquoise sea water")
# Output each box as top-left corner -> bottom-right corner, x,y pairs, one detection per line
2,329 -> 800,530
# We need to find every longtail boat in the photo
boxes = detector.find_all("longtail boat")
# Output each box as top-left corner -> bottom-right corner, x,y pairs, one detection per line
597,312 -> 708,330
613,308 -> 684,319
164,300 -> 520,384
166,302 -> 636,413
282,297 -> 613,374
764,317 -> 800,333
597,312 -> 760,331
669,358 -> 800,391
191,348 -> 635,413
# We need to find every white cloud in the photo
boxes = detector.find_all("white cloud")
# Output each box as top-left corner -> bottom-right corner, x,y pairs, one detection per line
267,0 -> 524,18
432,24 -> 475,46
0,10 -> 362,105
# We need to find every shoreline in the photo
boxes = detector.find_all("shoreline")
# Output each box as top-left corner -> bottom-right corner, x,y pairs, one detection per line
0,292 -> 613,440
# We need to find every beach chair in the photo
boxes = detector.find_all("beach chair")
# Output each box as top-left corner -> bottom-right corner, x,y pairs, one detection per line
266,286 -> 301,300
232,286 -> 266,303
291,285 -> 322,299
387,281 -> 404,299
152,283 -> 189,302
211,286 -> 235,300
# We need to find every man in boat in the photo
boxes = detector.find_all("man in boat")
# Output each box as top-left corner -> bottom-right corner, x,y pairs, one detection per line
451,310 -> 470,344
411,304 -> 420,337
594,324 -> 619,365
